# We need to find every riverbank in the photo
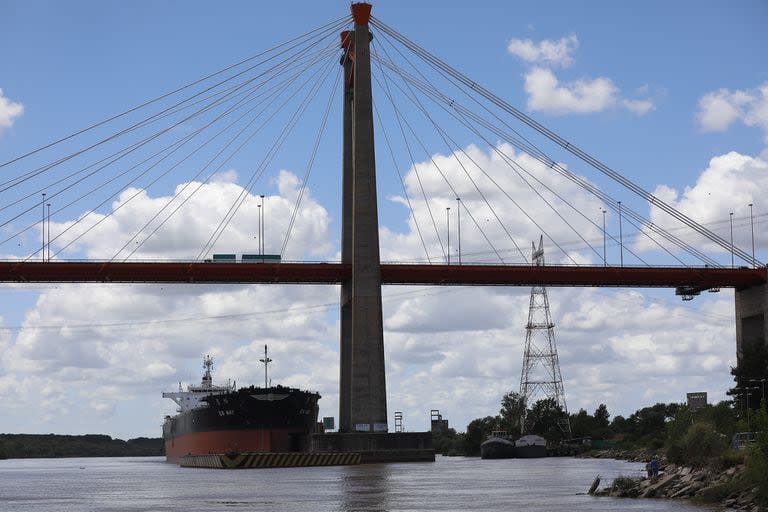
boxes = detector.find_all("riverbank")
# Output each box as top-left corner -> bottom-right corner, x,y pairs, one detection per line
0,434 -> 163,458
593,457 -> 764,511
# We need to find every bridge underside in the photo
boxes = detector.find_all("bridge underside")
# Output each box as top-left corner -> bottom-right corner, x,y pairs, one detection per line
0,262 -> 764,288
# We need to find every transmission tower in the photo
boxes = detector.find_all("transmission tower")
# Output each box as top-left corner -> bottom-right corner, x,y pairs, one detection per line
519,236 -> 571,437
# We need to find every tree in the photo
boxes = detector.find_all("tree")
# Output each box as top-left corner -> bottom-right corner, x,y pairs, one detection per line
526,398 -> 565,441
729,339 -> 768,411
498,391 -> 525,437
591,404 -> 612,439
463,416 -> 500,456
569,408 -> 595,438
594,404 -> 610,428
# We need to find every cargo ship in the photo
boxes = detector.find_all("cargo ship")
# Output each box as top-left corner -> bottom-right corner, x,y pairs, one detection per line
162,348 -> 320,463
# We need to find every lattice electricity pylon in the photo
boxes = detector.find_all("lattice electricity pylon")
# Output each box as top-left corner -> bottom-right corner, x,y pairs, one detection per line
519,236 -> 571,437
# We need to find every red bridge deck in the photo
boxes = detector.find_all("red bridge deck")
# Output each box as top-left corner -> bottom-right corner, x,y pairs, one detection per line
0,261 -> 764,289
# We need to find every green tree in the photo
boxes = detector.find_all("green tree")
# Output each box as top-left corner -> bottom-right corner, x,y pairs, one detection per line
569,408 -> 595,438
729,339 -> 768,412
498,391 -> 525,437
463,416 -> 500,456
526,398 -> 565,442
592,404 -> 611,439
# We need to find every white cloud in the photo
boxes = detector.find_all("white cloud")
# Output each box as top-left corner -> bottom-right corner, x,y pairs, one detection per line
381,142 -> 606,265
640,151 -> 768,256
524,67 -> 654,116
622,98 -> 656,116
696,83 -> 768,142
0,146 -> 746,438
49,170 -> 333,261
507,34 -> 579,68
0,88 -> 24,132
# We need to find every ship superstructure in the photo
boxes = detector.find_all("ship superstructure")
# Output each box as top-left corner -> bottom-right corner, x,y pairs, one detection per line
162,355 -> 235,413
162,349 -> 320,463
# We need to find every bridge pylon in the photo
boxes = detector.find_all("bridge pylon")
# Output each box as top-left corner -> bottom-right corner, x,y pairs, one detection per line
338,2 -> 388,434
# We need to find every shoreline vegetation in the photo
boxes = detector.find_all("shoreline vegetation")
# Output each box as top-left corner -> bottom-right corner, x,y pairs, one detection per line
432,396 -> 767,511
431,341 -> 768,511
0,434 -> 163,459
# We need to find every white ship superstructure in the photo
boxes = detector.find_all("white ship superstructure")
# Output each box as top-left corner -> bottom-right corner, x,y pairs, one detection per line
162,355 -> 234,412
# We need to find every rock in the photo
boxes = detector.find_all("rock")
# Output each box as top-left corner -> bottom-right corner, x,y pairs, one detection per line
641,473 -> 677,498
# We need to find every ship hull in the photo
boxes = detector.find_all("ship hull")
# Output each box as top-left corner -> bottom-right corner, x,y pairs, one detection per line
514,444 -> 547,458
164,427 -> 308,463
163,386 -> 320,463
480,437 -> 516,459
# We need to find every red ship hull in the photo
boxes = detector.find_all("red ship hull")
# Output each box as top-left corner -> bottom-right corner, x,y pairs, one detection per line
164,427 -> 308,463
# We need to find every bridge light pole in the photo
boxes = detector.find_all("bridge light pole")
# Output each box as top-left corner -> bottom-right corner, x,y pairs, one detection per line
47,203 -> 51,262
261,195 -> 266,255
446,207 -> 451,265
456,197 -> 461,265
730,212 -> 734,268
617,201 -> 623,267
736,386 -> 760,430
748,203 -> 755,268
257,204 -> 262,255
601,208 -> 607,267
41,193 -> 46,262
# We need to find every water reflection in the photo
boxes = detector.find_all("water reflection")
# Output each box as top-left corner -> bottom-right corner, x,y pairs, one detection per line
340,463 -> 393,511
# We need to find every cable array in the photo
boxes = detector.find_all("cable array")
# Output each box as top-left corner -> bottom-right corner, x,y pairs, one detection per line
0,12 -> 758,270
1,16 -> 349,262
365,16 -> 760,268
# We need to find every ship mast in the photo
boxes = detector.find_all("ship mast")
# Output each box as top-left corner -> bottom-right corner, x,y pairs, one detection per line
259,344 -> 272,389
202,355 -> 214,389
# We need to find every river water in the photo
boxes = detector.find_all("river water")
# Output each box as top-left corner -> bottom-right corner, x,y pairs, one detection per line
0,455 -> 712,511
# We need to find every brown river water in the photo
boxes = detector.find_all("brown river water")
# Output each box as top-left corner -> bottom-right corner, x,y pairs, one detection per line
0,455 -> 713,511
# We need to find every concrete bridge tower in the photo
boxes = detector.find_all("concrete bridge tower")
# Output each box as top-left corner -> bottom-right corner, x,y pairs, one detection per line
338,2 -> 388,434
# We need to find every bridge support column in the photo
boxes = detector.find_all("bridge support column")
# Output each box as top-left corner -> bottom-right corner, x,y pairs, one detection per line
339,2 -> 388,433
339,30 -> 354,433
735,282 -> 768,362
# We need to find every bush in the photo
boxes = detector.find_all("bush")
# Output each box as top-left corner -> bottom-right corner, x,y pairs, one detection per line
713,449 -> 745,471
612,475 -> 640,492
666,422 -> 728,467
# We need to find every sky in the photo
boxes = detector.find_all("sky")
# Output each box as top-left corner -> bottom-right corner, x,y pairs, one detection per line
0,0 -> 766,439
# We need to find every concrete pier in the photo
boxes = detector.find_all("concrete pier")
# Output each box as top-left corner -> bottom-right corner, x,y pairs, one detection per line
312,432 -> 435,463
735,281 -> 768,360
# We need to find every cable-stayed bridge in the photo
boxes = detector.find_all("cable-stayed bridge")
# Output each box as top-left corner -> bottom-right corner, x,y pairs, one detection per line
1,4 -> 765,434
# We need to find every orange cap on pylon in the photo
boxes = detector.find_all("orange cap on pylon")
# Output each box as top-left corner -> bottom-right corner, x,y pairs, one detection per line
340,30 -> 353,49
351,3 -> 372,26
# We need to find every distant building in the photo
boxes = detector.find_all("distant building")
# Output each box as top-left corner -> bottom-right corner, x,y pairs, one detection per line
430,409 -> 449,434
687,392 -> 707,410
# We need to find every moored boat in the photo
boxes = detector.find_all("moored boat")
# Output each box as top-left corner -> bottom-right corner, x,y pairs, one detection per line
480,431 -> 516,459
514,434 -> 547,458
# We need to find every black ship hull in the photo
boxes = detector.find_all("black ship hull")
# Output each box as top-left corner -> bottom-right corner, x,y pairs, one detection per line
163,386 -> 320,463
480,437 -> 516,459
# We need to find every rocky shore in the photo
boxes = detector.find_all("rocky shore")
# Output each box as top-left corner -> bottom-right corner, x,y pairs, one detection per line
592,459 -> 763,511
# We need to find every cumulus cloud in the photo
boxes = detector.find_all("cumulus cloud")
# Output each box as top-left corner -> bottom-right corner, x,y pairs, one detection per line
696,83 -> 768,141
0,88 -> 24,132
640,151 -> 768,256
381,142 -> 605,265
49,170 -> 333,261
507,34 -> 655,117
524,67 -> 655,116
507,34 -> 579,68
0,146 -> 745,437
